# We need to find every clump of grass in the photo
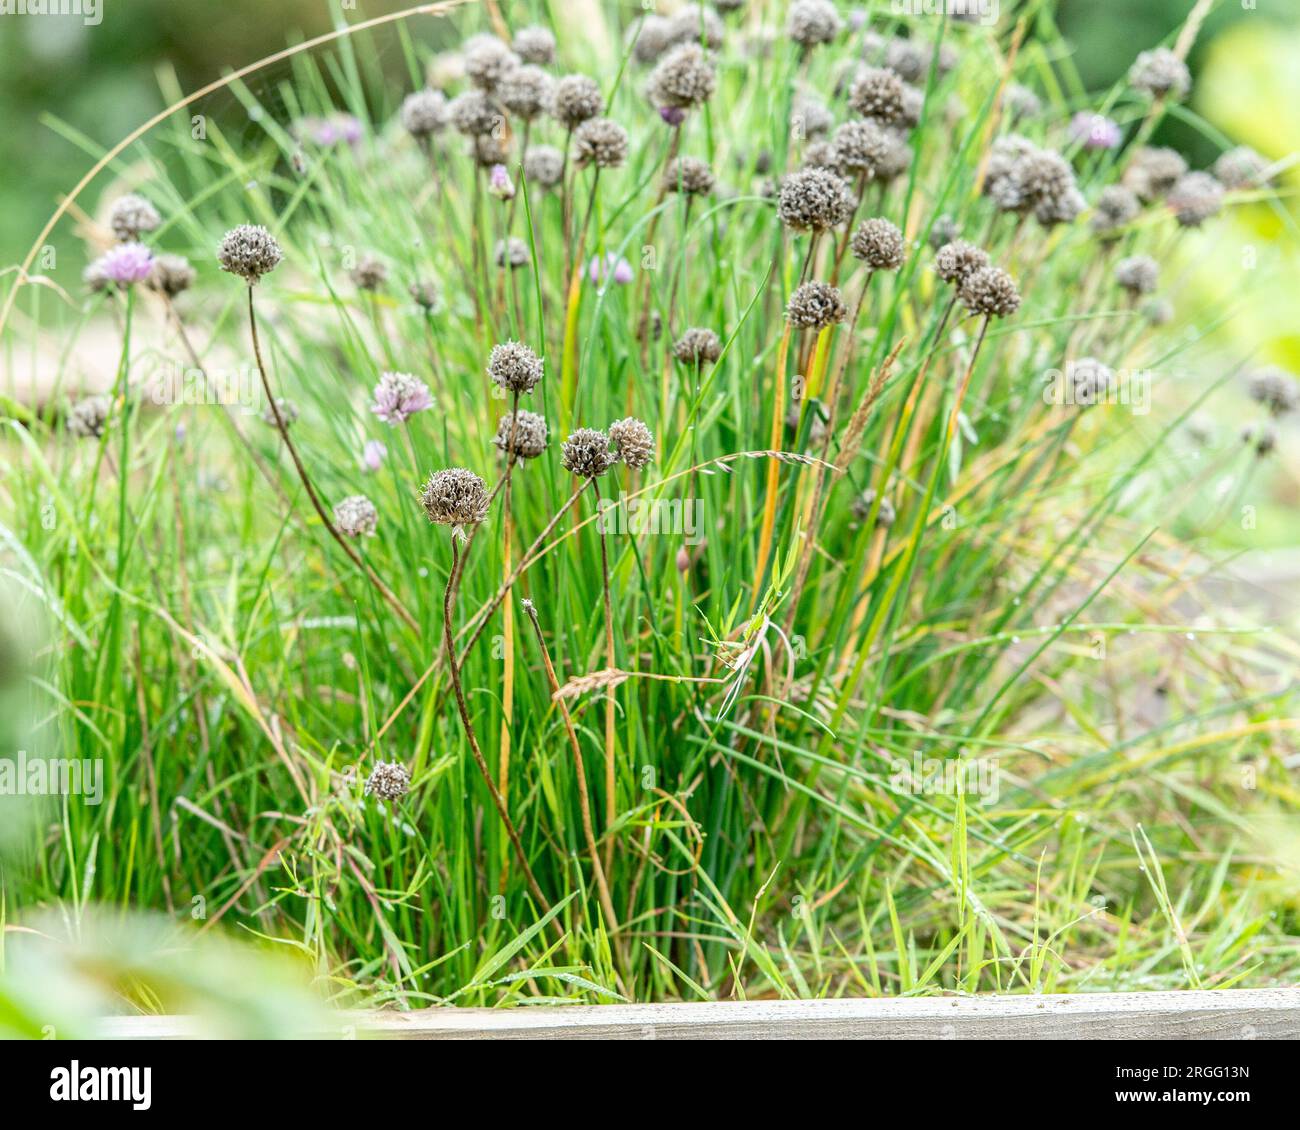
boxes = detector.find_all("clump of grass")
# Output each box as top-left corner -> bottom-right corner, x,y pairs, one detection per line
1,2 -> 1298,1012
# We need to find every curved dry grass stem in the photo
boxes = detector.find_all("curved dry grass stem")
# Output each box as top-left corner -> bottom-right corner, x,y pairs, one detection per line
246,287 -> 419,634
0,0 -> 473,337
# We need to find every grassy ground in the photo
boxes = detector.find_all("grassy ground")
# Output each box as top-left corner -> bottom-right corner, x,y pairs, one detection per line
1,1 -> 1297,1023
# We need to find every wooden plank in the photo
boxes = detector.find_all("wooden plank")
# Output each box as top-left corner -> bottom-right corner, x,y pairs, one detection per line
97,989 -> 1300,1040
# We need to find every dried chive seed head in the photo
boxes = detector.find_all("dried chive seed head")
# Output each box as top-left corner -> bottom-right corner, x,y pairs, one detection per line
334,494 -> 379,538
609,417 -> 655,470
958,266 -> 1021,318
365,761 -> 411,801
663,155 -> 715,195
499,64 -> 553,121
421,468 -> 491,526
848,66 -> 906,125
401,89 -> 449,138
1128,47 -> 1191,101
1247,367 -> 1299,417
792,96 -> 834,139
1123,146 -> 1187,201
109,193 -> 161,241
495,237 -> 530,270
928,214 -> 961,250
802,139 -> 842,175
647,42 -> 718,110
1115,255 -> 1159,296
147,253 -> 196,297
672,327 -> 723,366
1065,357 -> 1114,406
665,5 -> 724,51
573,117 -> 629,168
1214,146 -> 1272,190
448,90 -> 501,137
934,240 -> 989,285
1091,185 -> 1141,239
561,428 -> 615,478
350,254 -> 388,291
852,488 -> 895,528
777,167 -> 854,231
850,218 -> 906,270
1241,424 -> 1276,457
512,25 -> 556,66
1167,172 -> 1224,228
488,341 -> 544,394
472,132 -> 509,168
410,280 -> 440,310
551,73 -> 604,128
218,224 -> 283,283
493,409 -> 549,460
262,397 -> 299,428
633,15 -> 674,64
1004,83 -> 1042,121
463,34 -> 519,93
787,0 -> 842,49
786,281 -> 847,329
786,399 -> 829,446
832,119 -> 891,176
67,395 -> 111,439
985,141 -> 1083,227
524,145 -> 565,188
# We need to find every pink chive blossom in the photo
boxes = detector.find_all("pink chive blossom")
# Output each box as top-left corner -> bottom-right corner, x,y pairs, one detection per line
370,371 -> 433,425
659,106 -> 687,127
302,114 -> 364,147
1069,112 -> 1122,151
489,164 -> 516,200
588,253 -> 634,286
96,242 -> 154,285
362,439 -> 387,471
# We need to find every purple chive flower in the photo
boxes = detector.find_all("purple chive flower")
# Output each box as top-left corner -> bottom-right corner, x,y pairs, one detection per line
306,113 -> 363,147
1069,112 -> 1122,151
96,242 -> 154,285
659,105 -> 687,127
370,371 -> 434,425
588,253 -> 634,286
362,439 -> 387,472
489,163 -> 516,200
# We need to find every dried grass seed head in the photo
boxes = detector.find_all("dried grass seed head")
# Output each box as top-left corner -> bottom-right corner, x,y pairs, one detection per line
218,224 -> 283,283
488,340 -> 544,394
109,193 -> 161,241
786,280 -> 847,329
851,217 -> 906,269
421,468 -> 491,526
672,327 -> 723,365
493,409 -> 549,459
777,167 -> 854,231
959,266 -> 1021,317
573,117 -> 629,168
609,417 -> 655,470
551,73 -> 603,128
561,427 -> 615,478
